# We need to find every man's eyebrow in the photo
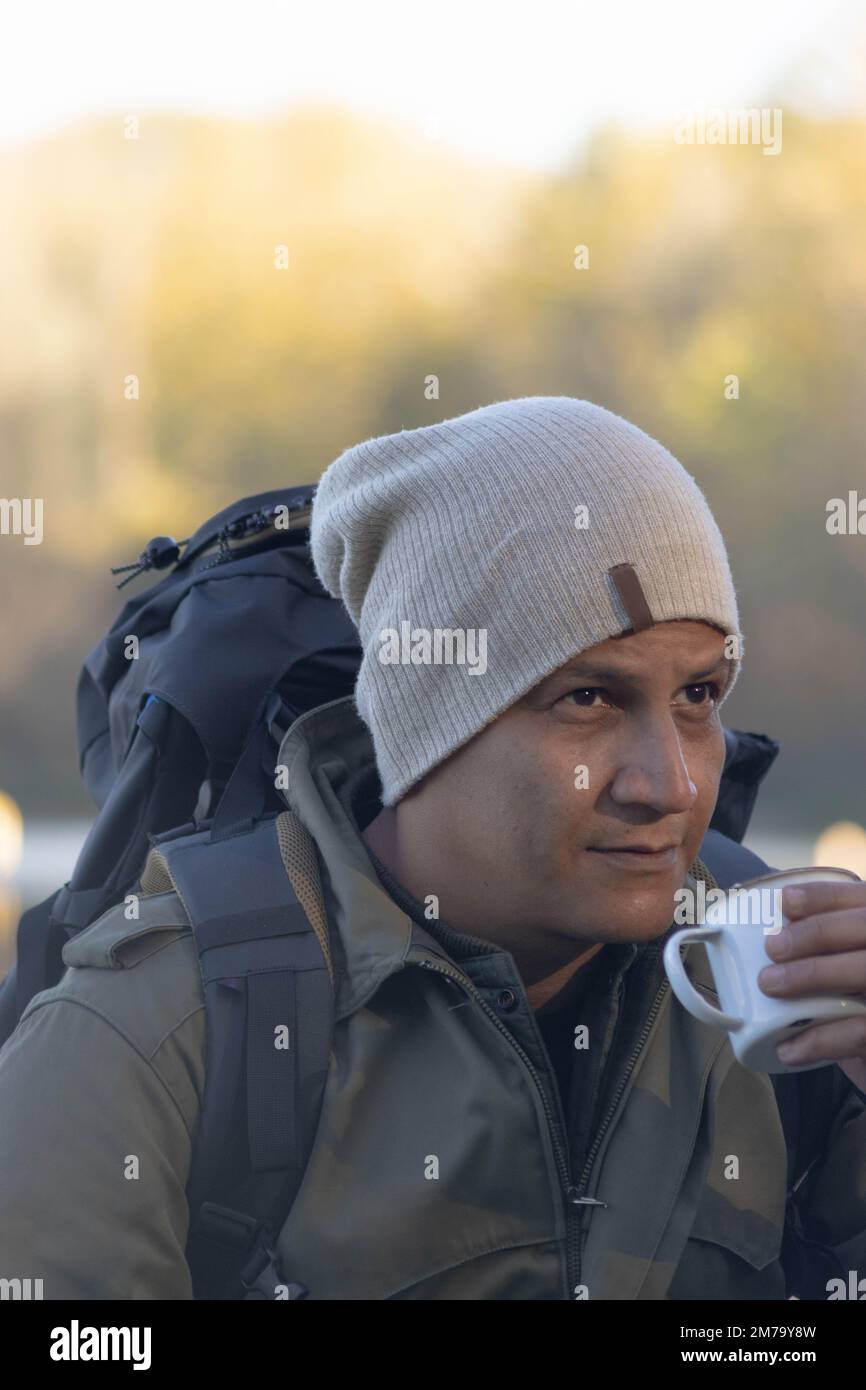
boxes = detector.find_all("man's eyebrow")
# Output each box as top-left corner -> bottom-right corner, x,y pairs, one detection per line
551,657 -> 731,686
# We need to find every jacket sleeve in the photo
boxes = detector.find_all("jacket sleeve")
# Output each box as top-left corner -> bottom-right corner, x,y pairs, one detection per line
0,984 -> 203,1299
795,1071 -> 866,1281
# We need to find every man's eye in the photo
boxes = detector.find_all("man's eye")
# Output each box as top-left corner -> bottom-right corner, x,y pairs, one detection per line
678,682 -> 721,706
565,687 -> 607,707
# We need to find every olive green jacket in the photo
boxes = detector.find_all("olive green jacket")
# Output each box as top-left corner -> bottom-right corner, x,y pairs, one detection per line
0,696 -> 864,1299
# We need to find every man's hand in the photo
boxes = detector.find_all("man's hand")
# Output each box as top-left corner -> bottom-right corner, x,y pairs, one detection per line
758,879 -> 866,1092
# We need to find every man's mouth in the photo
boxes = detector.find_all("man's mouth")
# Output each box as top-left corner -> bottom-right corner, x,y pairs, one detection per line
587,844 -> 680,870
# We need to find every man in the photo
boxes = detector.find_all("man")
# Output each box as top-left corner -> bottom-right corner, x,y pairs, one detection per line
0,396 -> 864,1299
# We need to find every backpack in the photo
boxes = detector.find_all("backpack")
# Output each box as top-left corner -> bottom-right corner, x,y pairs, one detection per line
0,484 -> 358,1035
0,486 -> 844,1298
0,484 -> 363,1297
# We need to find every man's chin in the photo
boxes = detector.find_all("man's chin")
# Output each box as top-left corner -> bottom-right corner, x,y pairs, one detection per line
567,875 -> 688,944
579,913 -> 677,946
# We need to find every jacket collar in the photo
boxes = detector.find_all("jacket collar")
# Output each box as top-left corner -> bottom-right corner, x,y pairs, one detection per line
275,696 -> 432,1020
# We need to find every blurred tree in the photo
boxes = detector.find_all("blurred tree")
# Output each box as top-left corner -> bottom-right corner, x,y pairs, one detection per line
0,106 -> 863,829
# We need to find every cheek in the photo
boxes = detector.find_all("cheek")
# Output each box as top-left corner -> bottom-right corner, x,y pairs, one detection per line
435,727 -> 537,847
685,733 -> 726,836
692,724 -> 726,797
511,742 -> 599,865
461,726 -> 575,857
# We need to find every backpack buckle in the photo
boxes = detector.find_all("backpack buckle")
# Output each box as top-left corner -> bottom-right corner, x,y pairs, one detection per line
240,1236 -> 309,1301
198,1201 -> 261,1248
197,1203 -> 308,1300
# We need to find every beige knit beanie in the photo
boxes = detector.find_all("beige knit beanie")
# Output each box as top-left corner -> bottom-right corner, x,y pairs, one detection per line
310,396 -> 742,805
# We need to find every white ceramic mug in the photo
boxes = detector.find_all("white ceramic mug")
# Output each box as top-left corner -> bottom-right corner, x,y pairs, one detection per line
663,866 -> 866,1072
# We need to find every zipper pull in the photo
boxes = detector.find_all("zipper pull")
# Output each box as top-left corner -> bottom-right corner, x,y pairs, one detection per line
417,957 -> 474,992
111,534 -> 188,589
565,1186 -> 608,1208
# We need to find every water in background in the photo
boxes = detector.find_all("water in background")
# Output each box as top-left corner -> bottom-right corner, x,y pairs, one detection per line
12,821 -> 821,899
0,819 -> 822,982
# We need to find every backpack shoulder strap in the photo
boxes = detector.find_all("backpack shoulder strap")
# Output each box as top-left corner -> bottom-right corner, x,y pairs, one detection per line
148,807 -> 334,1299
697,827 -> 770,888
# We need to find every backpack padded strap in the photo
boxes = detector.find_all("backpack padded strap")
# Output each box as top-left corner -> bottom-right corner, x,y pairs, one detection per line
156,812 -> 334,1298
698,827 -> 771,888
246,968 -> 297,1170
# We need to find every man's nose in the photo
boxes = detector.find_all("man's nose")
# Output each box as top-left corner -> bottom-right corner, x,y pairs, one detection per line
608,714 -> 697,814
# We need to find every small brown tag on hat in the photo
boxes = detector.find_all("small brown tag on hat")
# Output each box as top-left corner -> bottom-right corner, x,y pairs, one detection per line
607,563 -> 654,632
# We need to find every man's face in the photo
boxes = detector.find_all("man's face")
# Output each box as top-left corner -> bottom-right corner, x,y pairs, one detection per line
399,620 -> 731,973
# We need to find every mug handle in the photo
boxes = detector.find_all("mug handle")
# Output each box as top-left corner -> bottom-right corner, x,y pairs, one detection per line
663,927 -> 743,1030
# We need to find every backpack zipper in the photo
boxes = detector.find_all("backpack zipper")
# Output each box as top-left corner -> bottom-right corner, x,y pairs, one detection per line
195,502 -> 314,572
415,955 -> 582,1298
110,501 -> 315,589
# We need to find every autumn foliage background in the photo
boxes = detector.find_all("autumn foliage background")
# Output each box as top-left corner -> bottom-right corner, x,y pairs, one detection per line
1,104 -> 865,839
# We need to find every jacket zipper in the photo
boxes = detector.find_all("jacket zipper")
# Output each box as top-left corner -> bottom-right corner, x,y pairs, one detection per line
572,964 -> 670,1289
415,955 -> 582,1298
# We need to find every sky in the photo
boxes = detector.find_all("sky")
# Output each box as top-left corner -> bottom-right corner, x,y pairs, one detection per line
2,0 -> 865,169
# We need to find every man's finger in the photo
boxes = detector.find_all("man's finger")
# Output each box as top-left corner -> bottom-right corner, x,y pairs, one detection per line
759,947 -> 866,996
765,908 -> 866,961
782,879 -> 866,919
776,1016 -> 866,1066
